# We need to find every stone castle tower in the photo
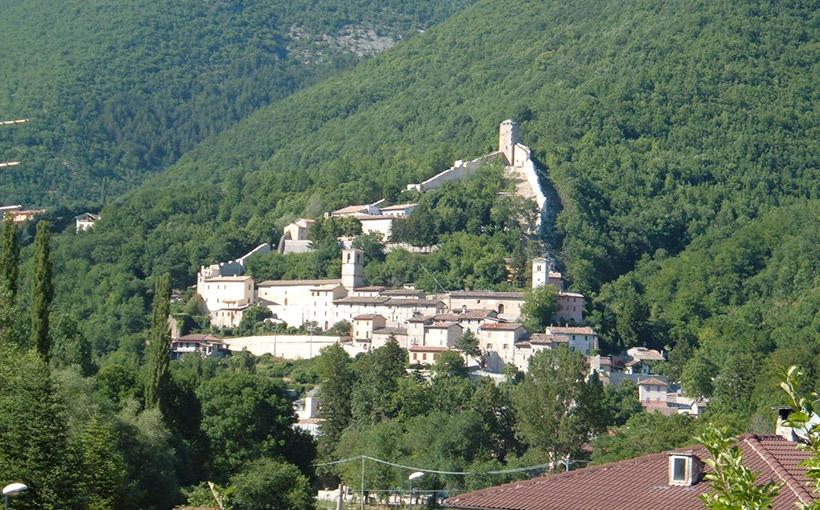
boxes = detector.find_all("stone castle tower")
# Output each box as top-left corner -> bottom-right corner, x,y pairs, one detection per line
499,119 -> 521,165
341,248 -> 364,289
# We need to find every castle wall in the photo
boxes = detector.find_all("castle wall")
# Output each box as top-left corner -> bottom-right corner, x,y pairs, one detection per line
407,152 -> 502,192
521,158 -> 547,211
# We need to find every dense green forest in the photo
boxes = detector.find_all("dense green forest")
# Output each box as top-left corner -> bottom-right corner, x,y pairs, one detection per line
44,0 -> 817,356
0,0 -> 474,205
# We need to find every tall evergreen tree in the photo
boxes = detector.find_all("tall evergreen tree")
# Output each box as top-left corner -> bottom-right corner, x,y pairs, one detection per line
145,274 -> 171,409
31,220 -> 53,361
0,215 -> 20,300
316,343 -> 354,459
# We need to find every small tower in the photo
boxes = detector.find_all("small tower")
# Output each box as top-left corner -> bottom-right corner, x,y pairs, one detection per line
341,248 -> 364,289
532,257 -> 548,288
532,257 -> 564,290
499,119 -> 521,165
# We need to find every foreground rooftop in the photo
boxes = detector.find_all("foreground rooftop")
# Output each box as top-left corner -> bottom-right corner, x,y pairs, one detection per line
444,434 -> 815,510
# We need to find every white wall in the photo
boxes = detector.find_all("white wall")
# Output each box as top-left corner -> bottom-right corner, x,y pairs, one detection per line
224,335 -> 342,359
360,217 -> 394,240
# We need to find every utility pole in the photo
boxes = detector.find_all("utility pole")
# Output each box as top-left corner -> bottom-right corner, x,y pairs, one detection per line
360,456 -> 365,510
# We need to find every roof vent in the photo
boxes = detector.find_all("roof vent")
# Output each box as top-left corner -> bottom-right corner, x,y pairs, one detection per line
668,452 -> 703,487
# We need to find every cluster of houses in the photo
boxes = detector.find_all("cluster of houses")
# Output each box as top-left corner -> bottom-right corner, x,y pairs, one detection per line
194,246 -> 702,416
0,204 -> 46,225
0,205 -> 100,233
197,247 -> 584,366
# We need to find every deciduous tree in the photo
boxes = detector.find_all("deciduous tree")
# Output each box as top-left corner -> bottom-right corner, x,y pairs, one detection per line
521,284 -> 559,332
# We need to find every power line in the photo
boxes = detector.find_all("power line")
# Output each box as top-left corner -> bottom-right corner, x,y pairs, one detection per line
314,454 -> 554,476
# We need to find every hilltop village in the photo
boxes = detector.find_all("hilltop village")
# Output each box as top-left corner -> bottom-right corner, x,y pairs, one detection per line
190,120 -> 704,417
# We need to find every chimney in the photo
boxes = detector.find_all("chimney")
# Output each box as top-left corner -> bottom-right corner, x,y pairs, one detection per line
775,406 -> 799,441
668,452 -> 703,486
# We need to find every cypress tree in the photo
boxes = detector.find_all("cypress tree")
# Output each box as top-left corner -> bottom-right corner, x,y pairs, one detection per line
31,220 -> 53,360
0,215 -> 19,300
145,274 -> 171,409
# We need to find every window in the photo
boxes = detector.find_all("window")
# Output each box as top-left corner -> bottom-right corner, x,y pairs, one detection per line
422,353 -> 427,361
498,303 -> 505,314
487,343 -> 493,350
672,457 -> 687,482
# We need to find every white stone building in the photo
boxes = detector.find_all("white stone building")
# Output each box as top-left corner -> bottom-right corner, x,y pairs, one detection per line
358,215 -> 395,240
75,212 -> 100,233
380,203 -> 417,217
478,322 -> 527,372
352,314 -> 387,340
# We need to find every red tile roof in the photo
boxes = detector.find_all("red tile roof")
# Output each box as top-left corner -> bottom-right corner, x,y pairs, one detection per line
638,377 -> 668,386
409,345 -> 450,352
353,314 -> 385,321
444,435 -> 815,510
480,322 -> 525,331
546,326 -> 596,335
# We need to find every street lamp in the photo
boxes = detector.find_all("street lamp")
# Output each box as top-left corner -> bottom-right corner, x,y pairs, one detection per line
2,483 -> 28,510
408,471 -> 424,510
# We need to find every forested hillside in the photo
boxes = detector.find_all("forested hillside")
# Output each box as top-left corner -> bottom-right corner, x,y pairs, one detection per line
46,0 -> 817,357
0,0 -> 473,205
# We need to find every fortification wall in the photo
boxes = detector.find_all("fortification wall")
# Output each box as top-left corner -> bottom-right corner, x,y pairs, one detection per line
200,243 -> 272,279
407,152 -> 502,192
521,159 -> 547,211
237,243 -> 271,265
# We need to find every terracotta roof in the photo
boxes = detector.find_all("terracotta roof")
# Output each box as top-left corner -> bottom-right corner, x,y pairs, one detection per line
380,203 -> 417,211
332,204 -> 371,215
480,323 -> 525,331
334,296 -> 390,305
203,275 -> 253,282
528,333 -> 566,344
372,327 -> 408,336
426,321 -> 461,329
444,435 -> 816,510
310,283 -> 343,291
627,347 -> 666,361
380,288 -> 424,297
353,314 -> 385,321
174,334 -> 220,342
546,326 -> 596,335
258,278 -> 340,287
433,313 -> 461,322
638,377 -> 669,386
643,401 -> 677,416
354,286 -> 386,292
407,315 -> 434,323
451,290 -> 525,300
387,298 -> 443,307
409,345 -> 450,352
457,309 -> 498,320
